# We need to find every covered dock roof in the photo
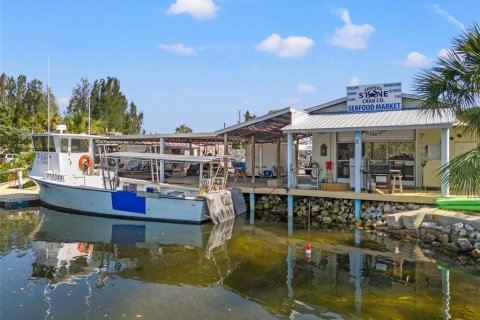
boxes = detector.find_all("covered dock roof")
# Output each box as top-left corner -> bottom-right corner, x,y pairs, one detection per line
101,133 -> 224,145
107,152 -> 228,163
215,107 -> 309,143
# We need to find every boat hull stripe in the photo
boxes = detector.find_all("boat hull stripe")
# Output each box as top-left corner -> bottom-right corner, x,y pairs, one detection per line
111,191 -> 146,214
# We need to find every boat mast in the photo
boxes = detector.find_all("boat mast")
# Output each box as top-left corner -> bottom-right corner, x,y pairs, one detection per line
47,57 -> 51,172
88,94 -> 91,135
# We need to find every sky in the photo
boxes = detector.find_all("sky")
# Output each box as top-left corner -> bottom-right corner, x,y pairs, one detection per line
1,0 -> 479,134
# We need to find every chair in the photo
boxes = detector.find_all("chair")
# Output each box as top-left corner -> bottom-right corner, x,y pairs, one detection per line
233,167 -> 247,184
391,172 -> 403,194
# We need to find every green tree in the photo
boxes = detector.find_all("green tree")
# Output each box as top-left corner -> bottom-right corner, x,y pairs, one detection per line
0,73 -> 60,134
175,124 -> 193,134
0,125 -> 31,153
124,102 -> 144,134
414,23 -> 480,195
244,110 -> 256,121
66,77 -> 143,134
67,78 -> 91,115
268,109 -> 280,114
0,73 -> 15,126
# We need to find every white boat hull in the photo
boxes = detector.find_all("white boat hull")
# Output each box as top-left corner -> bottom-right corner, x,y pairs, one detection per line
32,178 -> 210,224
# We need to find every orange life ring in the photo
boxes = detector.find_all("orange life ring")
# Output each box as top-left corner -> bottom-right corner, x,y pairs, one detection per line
79,154 -> 93,171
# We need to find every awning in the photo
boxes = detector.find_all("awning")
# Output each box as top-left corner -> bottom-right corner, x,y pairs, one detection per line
215,107 -> 309,142
282,109 -> 457,133
100,133 -> 224,145
107,152 -> 228,163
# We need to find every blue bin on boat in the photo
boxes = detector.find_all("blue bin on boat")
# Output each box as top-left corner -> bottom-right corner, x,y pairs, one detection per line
146,187 -> 154,193
262,170 -> 273,178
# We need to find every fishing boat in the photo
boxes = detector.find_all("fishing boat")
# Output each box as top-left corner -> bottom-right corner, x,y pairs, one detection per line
28,133 -> 246,223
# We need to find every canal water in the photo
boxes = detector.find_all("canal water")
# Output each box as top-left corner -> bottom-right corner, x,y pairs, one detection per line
1,208 -> 480,319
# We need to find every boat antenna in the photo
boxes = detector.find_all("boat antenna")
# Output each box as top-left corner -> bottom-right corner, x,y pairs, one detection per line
88,70 -> 91,135
88,92 -> 91,135
47,57 -> 51,172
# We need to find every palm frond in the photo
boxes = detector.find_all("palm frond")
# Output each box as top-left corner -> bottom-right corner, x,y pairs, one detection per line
438,145 -> 480,196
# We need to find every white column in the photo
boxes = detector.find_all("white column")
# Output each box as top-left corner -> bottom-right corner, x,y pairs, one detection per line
354,131 -> 362,219
251,135 -> 256,184
224,133 -> 228,180
287,133 -> 294,189
441,128 -> 450,197
160,138 -> 165,183
354,131 -> 362,193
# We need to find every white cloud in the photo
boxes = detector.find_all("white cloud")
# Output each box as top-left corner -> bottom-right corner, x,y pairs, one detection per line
168,0 -> 218,20
432,4 -> 465,31
401,51 -> 429,67
57,96 -> 69,108
297,83 -> 315,93
438,48 -> 449,58
256,34 -> 315,58
329,8 -> 374,50
349,76 -> 360,86
158,43 -> 196,55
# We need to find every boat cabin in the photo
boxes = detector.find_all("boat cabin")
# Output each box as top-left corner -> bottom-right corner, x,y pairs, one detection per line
30,133 -> 101,181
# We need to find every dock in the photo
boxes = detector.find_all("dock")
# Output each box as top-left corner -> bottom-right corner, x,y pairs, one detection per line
0,181 -> 40,209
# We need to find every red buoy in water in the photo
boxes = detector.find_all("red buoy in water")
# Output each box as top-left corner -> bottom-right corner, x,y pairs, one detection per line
305,243 -> 312,262
305,243 -> 312,254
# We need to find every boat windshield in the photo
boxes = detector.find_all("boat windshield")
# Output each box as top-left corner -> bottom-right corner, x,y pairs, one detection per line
32,136 -> 55,152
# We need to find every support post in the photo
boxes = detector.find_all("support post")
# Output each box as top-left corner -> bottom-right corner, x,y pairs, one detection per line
287,133 -> 294,235
286,245 -> 296,298
288,195 -> 294,235
349,252 -> 364,313
224,133 -> 229,182
287,133 -> 294,189
249,192 -> 255,224
294,138 -> 299,177
441,128 -> 450,197
354,131 -> 362,220
17,170 -> 23,189
251,135 -> 256,183
276,138 -> 281,178
441,268 -> 451,320
159,138 -> 165,183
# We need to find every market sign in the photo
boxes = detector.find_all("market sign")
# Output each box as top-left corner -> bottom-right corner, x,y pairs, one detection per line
346,82 -> 402,112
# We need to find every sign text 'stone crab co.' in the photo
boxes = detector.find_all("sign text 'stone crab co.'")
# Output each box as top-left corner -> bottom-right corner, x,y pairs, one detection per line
346,82 -> 402,112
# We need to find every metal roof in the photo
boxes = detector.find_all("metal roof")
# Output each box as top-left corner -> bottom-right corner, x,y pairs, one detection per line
282,108 -> 457,133
215,107 -> 308,142
102,133 -> 224,145
107,152 -> 227,163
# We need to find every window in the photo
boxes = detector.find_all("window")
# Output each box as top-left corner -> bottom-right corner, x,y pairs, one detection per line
32,136 -> 55,152
71,139 -> 89,153
60,138 -> 69,153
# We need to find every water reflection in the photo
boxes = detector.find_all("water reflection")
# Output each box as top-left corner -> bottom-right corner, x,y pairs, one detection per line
1,208 -> 479,319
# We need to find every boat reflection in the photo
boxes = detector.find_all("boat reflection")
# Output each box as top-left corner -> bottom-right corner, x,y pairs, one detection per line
30,207 -> 244,288
21,207 -> 480,319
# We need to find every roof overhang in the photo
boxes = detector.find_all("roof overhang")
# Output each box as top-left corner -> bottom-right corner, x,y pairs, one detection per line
282,109 -> 457,133
107,152 -> 228,163
215,107 -> 309,143
101,133 -> 223,145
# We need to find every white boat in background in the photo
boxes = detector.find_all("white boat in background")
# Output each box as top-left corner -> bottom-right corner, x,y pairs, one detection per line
28,133 -> 246,224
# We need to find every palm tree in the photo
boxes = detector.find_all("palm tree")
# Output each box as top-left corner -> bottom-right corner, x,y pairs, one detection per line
414,23 -> 480,196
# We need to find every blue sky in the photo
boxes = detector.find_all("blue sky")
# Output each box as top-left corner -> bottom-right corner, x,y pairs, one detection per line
1,0 -> 479,133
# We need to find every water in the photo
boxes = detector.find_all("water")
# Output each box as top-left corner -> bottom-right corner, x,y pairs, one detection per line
1,208 -> 480,320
